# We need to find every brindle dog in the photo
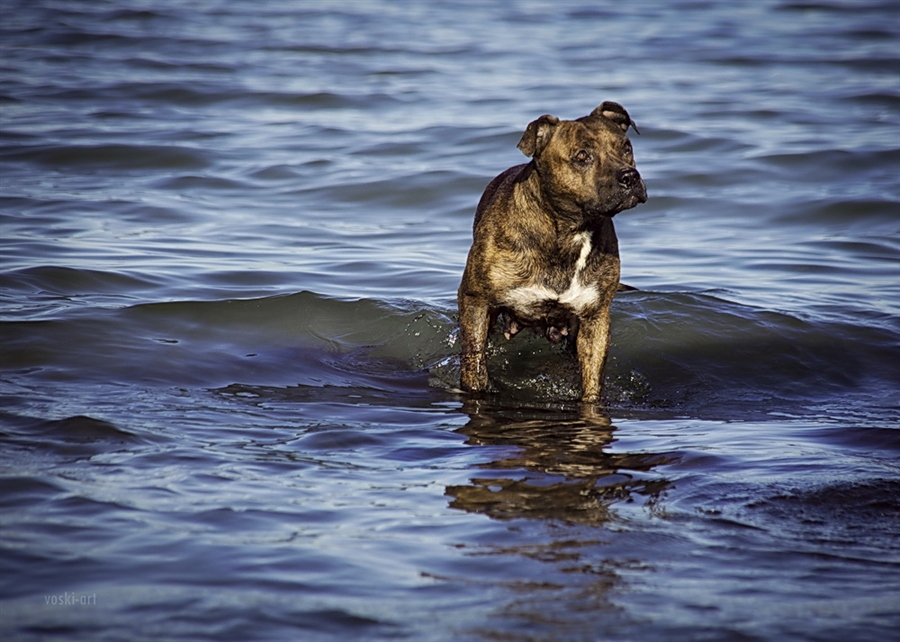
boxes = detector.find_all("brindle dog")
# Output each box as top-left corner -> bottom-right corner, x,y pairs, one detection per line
458,102 -> 647,403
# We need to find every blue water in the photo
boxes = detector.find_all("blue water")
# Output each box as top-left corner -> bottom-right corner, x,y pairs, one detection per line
1,1 -> 899,640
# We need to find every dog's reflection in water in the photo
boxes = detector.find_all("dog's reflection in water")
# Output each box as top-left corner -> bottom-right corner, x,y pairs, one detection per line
447,400 -> 672,525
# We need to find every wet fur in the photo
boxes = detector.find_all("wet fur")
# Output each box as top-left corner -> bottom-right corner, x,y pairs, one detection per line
457,102 -> 647,403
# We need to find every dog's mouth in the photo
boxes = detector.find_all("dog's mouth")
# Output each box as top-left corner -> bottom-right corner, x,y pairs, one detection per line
630,182 -> 648,205
618,167 -> 647,205
589,181 -> 647,218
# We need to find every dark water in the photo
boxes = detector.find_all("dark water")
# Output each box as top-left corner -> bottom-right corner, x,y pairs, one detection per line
2,0 -> 899,640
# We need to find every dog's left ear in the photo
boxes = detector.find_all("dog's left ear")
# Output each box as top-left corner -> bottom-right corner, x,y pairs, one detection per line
590,101 -> 640,135
517,114 -> 560,157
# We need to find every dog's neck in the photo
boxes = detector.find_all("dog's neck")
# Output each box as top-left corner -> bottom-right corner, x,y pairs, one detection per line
521,177 -> 620,258
517,160 -> 618,238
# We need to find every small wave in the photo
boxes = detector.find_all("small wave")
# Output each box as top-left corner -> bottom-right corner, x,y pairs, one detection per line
0,412 -> 162,462
3,413 -> 144,443
773,197 -> 900,228
752,148 -> 900,183
1,291 -> 454,389
1,265 -> 158,295
2,289 -> 896,420
609,291 -> 899,413
3,143 -> 210,171
433,290 -> 899,417
745,478 -> 900,550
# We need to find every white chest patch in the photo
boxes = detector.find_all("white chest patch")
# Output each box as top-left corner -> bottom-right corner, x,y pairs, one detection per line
503,232 -> 600,314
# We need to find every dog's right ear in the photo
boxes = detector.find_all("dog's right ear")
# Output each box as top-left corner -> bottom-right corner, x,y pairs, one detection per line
517,114 -> 560,157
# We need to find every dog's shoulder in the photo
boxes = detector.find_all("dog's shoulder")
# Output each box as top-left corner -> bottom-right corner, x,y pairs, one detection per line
473,162 -> 533,232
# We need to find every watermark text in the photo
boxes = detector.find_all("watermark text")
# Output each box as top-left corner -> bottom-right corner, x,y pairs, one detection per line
44,591 -> 97,607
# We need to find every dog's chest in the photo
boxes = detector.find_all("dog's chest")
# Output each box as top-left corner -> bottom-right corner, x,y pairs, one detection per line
502,231 -> 600,316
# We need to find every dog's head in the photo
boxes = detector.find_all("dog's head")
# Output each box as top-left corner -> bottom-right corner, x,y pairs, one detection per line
517,101 -> 647,220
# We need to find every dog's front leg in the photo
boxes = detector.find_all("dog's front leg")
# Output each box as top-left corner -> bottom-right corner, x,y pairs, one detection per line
576,309 -> 612,404
458,294 -> 491,394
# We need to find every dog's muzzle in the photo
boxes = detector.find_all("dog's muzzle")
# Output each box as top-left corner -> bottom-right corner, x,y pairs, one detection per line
616,167 -> 647,203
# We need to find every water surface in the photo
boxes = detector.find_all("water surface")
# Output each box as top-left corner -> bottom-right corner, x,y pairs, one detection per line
1,1 -> 899,640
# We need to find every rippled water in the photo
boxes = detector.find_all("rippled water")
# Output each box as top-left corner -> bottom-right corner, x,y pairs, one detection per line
2,1 -> 899,640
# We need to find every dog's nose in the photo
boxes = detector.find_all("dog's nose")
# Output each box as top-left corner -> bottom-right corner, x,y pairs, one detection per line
616,167 -> 642,190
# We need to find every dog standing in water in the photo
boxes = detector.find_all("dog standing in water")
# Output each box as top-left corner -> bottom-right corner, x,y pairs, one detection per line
458,102 -> 647,403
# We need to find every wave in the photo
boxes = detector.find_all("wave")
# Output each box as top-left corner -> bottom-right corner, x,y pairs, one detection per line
2,288 -> 896,420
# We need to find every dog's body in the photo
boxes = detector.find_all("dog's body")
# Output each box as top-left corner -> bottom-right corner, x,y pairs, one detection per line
458,102 -> 647,403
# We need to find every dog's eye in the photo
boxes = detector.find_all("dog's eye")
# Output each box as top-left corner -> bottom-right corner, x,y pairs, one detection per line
572,150 -> 592,164
622,141 -> 633,157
